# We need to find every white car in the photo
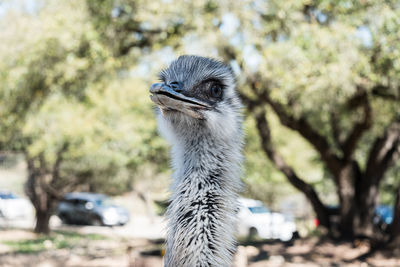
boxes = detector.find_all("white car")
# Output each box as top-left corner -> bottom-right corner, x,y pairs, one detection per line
237,198 -> 297,242
0,191 -> 33,219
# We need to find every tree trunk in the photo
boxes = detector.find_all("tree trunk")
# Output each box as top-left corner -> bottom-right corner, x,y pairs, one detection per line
34,209 -> 51,234
335,165 -> 385,240
354,179 -> 380,239
332,163 -> 355,239
24,156 -> 55,234
389,185 -> 400,248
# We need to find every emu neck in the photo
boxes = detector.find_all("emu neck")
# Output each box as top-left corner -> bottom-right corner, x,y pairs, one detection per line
173,135 -> 236,182
165,130 -> 241,267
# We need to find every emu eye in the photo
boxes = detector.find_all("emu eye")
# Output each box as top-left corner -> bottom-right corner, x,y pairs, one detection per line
210,84 -> 222,98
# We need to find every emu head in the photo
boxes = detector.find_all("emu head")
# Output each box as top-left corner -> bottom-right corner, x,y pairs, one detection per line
150,55 -> 242,140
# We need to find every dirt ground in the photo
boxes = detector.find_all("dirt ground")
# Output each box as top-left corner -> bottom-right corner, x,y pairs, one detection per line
1,229 -> 400,267
235,238 -> 400,267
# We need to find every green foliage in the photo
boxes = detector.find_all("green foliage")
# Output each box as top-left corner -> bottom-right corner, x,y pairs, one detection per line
0,0 -> 168,196
216,0 -> 400,204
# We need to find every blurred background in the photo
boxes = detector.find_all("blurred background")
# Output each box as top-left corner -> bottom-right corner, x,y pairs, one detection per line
0,0 -> 399,266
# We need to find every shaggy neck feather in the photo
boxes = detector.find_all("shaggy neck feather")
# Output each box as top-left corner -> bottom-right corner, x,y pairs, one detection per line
164,124 -> 242,267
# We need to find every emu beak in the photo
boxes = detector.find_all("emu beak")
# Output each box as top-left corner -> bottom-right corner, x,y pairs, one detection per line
150,83 -> 211,118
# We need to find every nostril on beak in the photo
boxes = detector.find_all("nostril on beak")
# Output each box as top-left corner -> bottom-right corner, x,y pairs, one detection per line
169,81 -> 182,93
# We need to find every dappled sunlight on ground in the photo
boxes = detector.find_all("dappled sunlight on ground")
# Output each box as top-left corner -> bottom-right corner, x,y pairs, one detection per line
63,215 -> 166,240
237,238 -> 400,267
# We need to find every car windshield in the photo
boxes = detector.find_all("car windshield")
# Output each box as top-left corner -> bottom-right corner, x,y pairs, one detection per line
95,197 -> 114,207
0,192 -> 18,199
248,206 -> 269,214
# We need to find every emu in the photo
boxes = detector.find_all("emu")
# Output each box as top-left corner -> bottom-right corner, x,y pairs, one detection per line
150,55 -> 243,267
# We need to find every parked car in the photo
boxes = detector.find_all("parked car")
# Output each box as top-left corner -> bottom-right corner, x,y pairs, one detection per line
237,198 -> 297,242
313,205 -> 394,233
57,192 -> 130,226
375,205 -> 394,224
0,191 -> 33,219
374,205 -> 394,232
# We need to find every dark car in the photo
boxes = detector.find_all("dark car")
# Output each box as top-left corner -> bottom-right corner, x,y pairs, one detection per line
314,205 -> 395,233
57,192 -> 130,226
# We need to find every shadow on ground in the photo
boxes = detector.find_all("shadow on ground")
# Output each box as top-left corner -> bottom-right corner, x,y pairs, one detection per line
1,229 -> 400,267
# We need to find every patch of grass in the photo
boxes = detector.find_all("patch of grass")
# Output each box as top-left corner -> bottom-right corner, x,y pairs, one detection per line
3,230 -> 108,254
54,230 -> 108,241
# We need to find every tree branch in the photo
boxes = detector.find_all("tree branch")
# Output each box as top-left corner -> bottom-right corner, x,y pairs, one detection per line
238,92 -> 258,112
51,142 -> 69,182
46,143 -> 70,200
257,89 -> 343,177
365,117 -> 400,182
330,111 -> 342,147
342,88 -> 372,160
41,183 -> 64,201
371,84 -> 400,102
253,107 -> 330,228
24,156 -> 39,209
